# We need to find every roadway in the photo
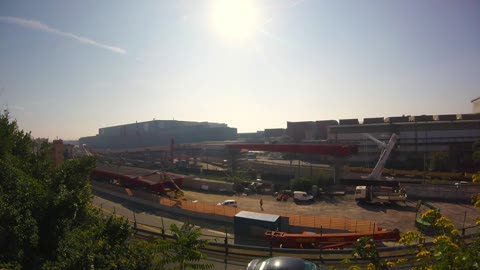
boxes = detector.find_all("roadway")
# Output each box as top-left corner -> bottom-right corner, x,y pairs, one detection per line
92,194 -> 248,270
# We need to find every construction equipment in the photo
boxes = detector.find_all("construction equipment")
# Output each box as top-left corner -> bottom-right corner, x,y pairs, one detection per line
355,184 -> 407,204
354,134 -> 406,204
363,133 -> 398,180
265,228 -> 400,249
415,200 -> 440,234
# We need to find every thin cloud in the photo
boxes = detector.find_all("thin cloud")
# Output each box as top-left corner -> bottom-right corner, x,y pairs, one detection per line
0,16 -> 126,55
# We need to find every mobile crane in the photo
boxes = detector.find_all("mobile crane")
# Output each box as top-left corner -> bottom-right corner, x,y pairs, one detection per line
355,133 -> 407,204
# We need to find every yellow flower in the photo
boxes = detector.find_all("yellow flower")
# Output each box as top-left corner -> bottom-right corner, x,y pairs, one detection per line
386,261 -> 396,268
416,250 -> 431,262
399,230 -> 425,245
367,263 -> 376,270
433,235 -> 450,244
396,258 -> 408,264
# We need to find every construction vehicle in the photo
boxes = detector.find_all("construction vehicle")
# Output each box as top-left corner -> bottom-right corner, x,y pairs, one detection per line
355,133 -> 407,204
363,133 -> 398,180
355,184 -> 407,204
265,228 -> 400,249
415,200 -> 440,234
293,191 -> 314,202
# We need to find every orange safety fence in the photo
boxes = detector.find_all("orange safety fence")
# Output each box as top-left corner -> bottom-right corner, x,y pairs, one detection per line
93,181 -> 376,233
154,198 -> 376,233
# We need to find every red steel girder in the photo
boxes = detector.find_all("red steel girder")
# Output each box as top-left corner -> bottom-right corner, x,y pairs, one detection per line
226,143 -> 357,157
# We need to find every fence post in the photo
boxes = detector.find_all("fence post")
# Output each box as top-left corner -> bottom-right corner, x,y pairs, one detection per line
462,211 -> 467,237
133,211 -> 137,228
161,216 -> 166,239
269,240 -> 273,257
224,233 -> 229,256
372,223 -> 375,239
355,220 -> 358,233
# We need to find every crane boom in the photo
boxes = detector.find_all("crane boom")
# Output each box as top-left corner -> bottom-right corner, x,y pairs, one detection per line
367,133 -> 398,180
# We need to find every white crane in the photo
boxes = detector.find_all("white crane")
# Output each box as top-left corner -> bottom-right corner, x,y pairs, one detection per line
363,133 -> 398,180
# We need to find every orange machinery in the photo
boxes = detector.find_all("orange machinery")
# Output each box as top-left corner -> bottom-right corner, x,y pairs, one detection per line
265,228 -> 400,249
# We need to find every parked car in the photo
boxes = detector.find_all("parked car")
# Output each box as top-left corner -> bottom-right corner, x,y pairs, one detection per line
293,191 -> 314,202
247,256 -> 323,270
217,199 -> 237,207
276,190 -> 291,201
276,193 -> 289,201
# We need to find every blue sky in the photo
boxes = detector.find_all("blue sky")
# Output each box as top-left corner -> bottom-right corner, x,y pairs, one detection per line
1,0 -> 479,139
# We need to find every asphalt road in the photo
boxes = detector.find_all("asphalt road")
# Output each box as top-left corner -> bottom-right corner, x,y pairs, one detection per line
92,195 -> 248,270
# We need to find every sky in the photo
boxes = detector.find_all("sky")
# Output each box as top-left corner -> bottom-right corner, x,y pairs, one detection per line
0,0 -> 479,140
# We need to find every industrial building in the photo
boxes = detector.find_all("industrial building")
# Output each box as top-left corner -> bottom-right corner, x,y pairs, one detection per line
328,115 -> 480,167
79,120 -> 237,149
473,97 -> 480,114
283,114 -> 480,168
286,120 -> 339,142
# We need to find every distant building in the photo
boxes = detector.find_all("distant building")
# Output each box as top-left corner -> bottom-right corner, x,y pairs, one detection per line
52,139 -> 64,167
472,97 -> 480,114
286,120 -> 338,142
79,120 -> 237,150
327,116 -> 480,167
264,128 -> 286,142
238,131 -> 264,142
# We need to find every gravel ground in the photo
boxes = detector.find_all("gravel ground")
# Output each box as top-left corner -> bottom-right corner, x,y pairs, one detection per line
182,189 -> 480,234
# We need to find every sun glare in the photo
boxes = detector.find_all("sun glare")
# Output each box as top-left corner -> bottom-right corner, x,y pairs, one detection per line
211,0 -> 257,39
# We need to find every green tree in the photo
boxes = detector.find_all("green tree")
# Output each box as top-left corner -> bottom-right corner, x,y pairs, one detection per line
290,176 -> 313,191
0,111 -> 158,269
156,223 -> 213,270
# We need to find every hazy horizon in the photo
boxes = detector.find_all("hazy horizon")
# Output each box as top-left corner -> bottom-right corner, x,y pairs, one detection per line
1,0 -> 479,140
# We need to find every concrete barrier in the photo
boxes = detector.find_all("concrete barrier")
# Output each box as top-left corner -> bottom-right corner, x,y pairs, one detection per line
404,183 -> 480,203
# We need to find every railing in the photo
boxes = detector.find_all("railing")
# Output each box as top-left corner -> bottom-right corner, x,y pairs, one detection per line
344,166 -> 473,181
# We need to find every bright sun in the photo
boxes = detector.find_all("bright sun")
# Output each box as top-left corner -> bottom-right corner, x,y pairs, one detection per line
211,0 -> 257,39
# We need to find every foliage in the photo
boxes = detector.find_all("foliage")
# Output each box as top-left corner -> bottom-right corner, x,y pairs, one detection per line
290,176 -> 314,191
395,215 -> 480,269
429,151 -> 449,171
350,237 -> 392,270
313,173 -> 332,187
156,223 -> 213,270
473,172 -> 480,184
472,139 -> 480,170
0,111 -> 159,269
420,209 -> 442,226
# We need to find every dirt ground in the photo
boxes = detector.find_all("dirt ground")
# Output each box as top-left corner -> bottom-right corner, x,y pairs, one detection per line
182,189 -> 480,235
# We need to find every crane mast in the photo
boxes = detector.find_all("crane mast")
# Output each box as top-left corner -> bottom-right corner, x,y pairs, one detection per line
365,133 -> 398,180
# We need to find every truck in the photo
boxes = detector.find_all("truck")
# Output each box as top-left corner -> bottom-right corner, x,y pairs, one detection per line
293,191 -> 314,202
355,185 -> 407,204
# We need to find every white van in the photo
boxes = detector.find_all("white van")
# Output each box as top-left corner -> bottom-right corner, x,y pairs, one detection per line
217,200 -> 238,207
293,191 -> 314,202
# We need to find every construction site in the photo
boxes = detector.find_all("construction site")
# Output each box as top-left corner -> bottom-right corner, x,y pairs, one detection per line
86,130 -> 480,255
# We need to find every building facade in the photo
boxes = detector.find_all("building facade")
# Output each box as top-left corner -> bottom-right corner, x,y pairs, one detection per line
327,115 -> 480,168
79,120 -> 237,149
472,97 -> 480,114
284,114 -> 480,169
